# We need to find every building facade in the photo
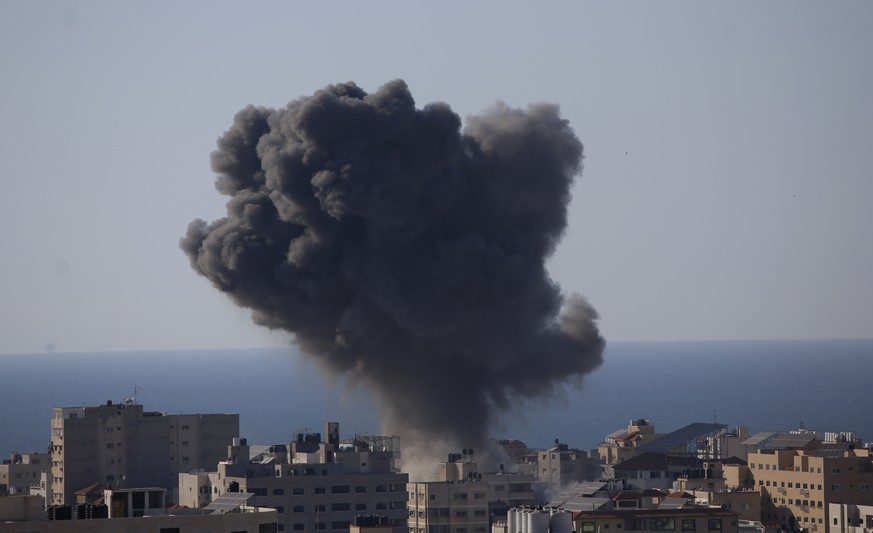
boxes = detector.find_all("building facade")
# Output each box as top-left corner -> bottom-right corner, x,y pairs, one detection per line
179,424 -> 408,533
0,452 -> 49,495
407,454 -> 535,533
724,446 -> 873,531
50,400 -> 238,505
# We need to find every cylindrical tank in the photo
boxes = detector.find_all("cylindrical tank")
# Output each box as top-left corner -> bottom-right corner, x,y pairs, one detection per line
520,509 -> 530,533
530,509 -> 550,533
507,508 -> 517,533
550,510 -> 573,533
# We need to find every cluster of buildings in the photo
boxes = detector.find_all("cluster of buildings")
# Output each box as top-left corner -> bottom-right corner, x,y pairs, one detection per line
2,403 -> 873,533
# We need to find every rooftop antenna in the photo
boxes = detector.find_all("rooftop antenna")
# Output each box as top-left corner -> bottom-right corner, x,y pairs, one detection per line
130,383 -> 144,405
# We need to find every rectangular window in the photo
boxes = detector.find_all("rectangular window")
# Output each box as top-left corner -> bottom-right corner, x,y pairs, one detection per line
649,519 -> 675,530
708,520 -> 722,531
832,468 -> 841,474
832,484 -> 840,491
331,485 -> 351,494
582,523 -> 596,533
624,519 -> 647,531
682,521 -> 695,532
331,503 -> 350,511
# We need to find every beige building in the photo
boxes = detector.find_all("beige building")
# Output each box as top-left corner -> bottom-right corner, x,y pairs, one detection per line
723,441 -> 873,531
828,503 -> 873,533
0,452 -> 50,495
180,424 -> 408,533
407,453 -> 535,533
50,400 -> 238,506
599,419 -> 661,466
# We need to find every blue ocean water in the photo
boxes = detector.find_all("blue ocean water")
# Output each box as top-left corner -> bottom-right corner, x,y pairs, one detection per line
1,339 -> 871,459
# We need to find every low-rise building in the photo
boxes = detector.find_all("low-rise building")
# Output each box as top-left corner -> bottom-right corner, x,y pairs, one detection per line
828,502 -> 873,533
0,452 -> 50,495
573,507 -> 740,533
0,487 -> 279,532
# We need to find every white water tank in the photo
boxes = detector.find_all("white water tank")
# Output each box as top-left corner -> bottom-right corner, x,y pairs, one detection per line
507,509 -> 517,533
550,510 -> 572,533
529,510 -> 550,533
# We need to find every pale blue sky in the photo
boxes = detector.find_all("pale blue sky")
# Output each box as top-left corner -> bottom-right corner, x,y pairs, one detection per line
1,1 -> 871,354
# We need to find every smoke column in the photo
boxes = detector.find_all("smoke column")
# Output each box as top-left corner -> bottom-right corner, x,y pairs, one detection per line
181,80 -> 605,457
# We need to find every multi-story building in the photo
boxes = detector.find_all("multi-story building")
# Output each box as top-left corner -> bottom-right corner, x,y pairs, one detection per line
536,442 -> 599,490
599,419 -> 662,466
179,423 -> 408,533
0,452 -> 50,495
723,437 -> 873,531
828,502 -> 873,533
407,452 -> 536,533
50,400 -> 238,506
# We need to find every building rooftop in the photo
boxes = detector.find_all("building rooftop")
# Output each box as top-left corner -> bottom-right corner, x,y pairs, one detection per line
638,423 -> 727,454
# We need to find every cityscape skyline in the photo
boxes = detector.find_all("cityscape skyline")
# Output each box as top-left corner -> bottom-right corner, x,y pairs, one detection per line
2,2 -> 873,355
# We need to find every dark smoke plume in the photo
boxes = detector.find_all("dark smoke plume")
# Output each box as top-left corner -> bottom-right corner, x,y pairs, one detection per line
181,80 -> 604,454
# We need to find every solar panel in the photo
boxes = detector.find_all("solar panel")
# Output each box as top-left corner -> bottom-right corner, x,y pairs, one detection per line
204,492 -> 254,513
766,433 -> 815,450
815,443 -> 850,458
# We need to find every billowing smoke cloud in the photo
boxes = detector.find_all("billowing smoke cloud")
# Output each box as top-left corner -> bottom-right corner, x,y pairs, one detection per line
181,80 -> 604,457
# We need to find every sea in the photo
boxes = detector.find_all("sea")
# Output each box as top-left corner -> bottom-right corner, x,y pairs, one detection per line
1,339 -> 871,459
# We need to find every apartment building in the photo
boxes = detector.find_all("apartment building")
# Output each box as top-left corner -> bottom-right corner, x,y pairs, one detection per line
179,424 -> 408,533
536,442 -> 599,490
599,419 -> 662,466
828,503 -> 873,533
407,453 -> 535,533
0,452 -> 49,495
50,400 -> 238,505
723,440 -> 873,531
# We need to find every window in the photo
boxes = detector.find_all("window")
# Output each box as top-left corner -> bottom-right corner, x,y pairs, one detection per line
624,519 -> 646,530
456,511 -> 468,518
832,468 -> 841,474
273,488 -> 284,496
315,524 -> 325,530
293,506 -> 304,513
332,503 -> 350,511
292,488 -> 304,495
708,520 -> 721,531
149,491 -> 162,508
376,485 -> 387,492
356,503 -> 367,511
332,522 -> 351,530
860,484 -> 871,491
649,519 -> 674,530
314,504 -> 326,512
276,506 -> 284,513
582,523 -> 596,533
356,486 -> 367,493
293,525 -> 305,531
682,520 -> 695,531
314,487 -> 326,494
832,484 -> 841,491
331,485 -> 350,494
